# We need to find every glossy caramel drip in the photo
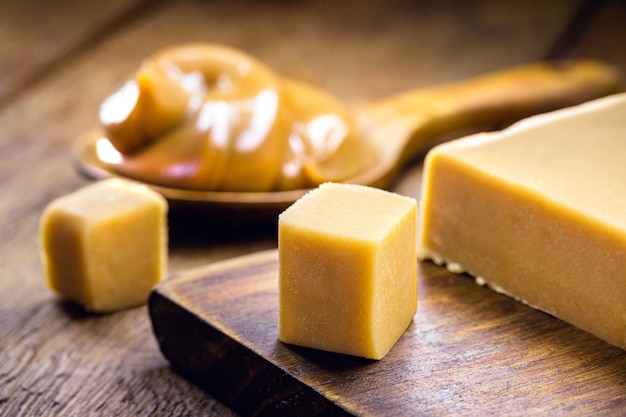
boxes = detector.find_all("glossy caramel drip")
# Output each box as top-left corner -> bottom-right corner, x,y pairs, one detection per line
97,43 -> 376,192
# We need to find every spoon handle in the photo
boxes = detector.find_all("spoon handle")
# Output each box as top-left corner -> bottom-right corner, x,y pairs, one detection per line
363,60 -> 622,169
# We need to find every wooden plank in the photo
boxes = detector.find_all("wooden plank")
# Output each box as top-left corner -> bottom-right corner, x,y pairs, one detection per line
150,250 -> 626,416
0,0 -> 152,105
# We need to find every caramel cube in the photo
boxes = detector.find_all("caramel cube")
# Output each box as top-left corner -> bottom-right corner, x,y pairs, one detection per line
278,183 -> 417,360
40,178 -> 168,312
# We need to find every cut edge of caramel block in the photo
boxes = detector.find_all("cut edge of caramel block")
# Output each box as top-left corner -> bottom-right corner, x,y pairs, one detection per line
418,93 -> 626,349
278,182 -> 417,360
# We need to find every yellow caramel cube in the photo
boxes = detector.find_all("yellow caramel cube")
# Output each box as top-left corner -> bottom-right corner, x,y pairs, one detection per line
278,183 -> 417,360
419,93 -> 626,349
40,178 -> 168,313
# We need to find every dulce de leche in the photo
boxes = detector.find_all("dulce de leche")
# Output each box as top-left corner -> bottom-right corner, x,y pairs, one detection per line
96,43 -> 376,192
279,183 -> 417,359
419,93 -> 626,350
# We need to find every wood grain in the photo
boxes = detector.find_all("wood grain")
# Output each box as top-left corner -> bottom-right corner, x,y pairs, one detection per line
0,0 -> 152,106
2,0 -> 623,416
150,250 -> 626,416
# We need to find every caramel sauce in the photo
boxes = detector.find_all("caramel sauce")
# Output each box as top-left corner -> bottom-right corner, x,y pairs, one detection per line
97,43 -> 376,192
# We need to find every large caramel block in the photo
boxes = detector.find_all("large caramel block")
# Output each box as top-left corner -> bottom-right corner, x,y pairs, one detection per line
40,178 -> 168,313
418,93 -> 626,349
279,183 -> 417,360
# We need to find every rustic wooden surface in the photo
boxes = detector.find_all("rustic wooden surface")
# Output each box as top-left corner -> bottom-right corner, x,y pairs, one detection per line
151,250 -> 626,416
2,0 -> 626,416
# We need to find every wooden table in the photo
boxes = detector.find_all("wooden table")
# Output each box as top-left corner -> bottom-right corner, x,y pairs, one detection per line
2,0 -> 625,415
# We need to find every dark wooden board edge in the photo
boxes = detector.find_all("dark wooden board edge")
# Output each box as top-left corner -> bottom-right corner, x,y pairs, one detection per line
149,250 -> 626,416
149,293 -> 354,417
149,252 -> 355,417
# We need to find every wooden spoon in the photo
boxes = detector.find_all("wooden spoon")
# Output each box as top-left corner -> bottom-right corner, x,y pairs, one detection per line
74,60 -> 622,220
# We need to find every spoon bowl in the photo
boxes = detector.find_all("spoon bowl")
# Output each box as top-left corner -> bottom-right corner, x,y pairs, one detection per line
74,60 -> 622,221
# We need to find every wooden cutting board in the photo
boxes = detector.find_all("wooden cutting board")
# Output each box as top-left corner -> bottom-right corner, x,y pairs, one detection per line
149,249 -> 626,416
